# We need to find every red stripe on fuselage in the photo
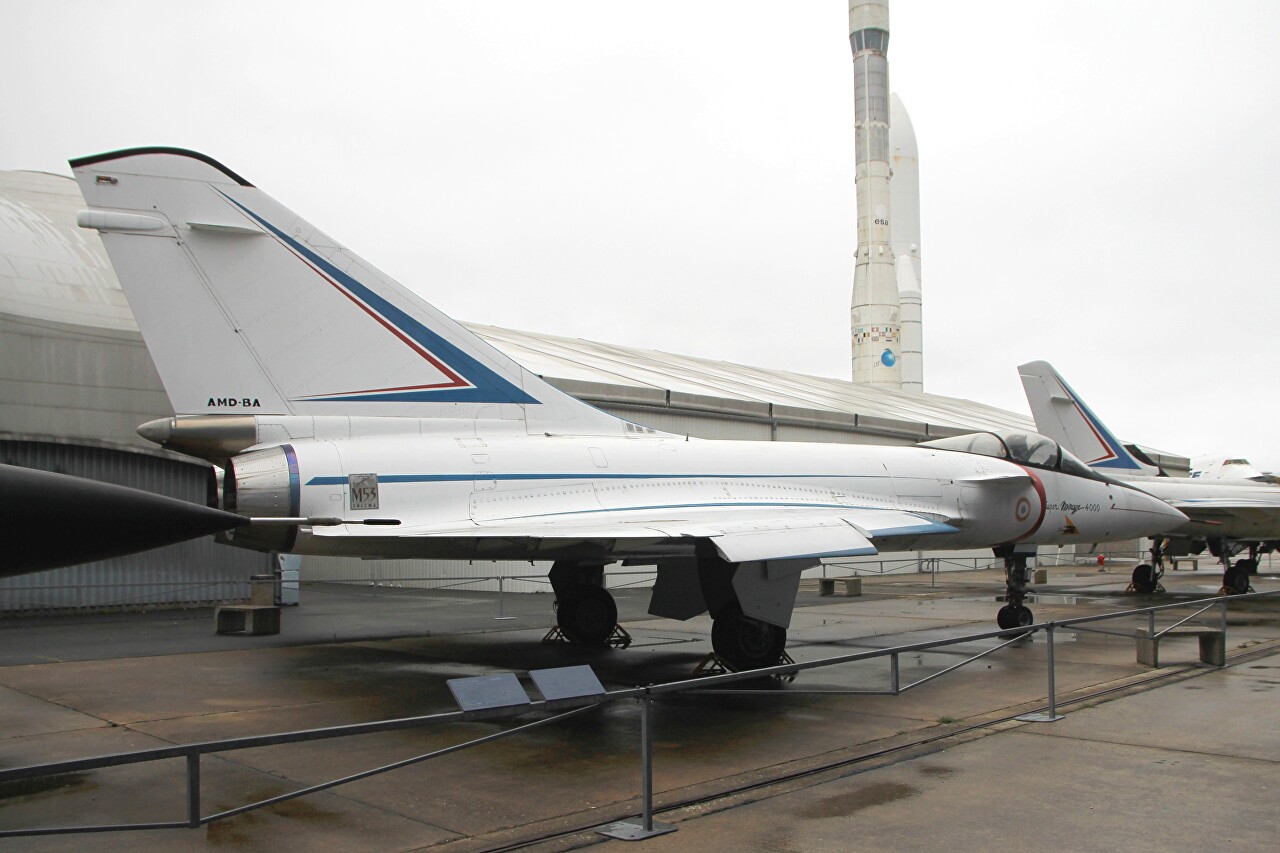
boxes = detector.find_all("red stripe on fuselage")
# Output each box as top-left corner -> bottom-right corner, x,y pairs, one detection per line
1016,465 -> 1047,539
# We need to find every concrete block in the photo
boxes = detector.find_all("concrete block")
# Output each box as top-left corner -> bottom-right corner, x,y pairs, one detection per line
250,575 -> 276,607
818,578 -> 861,597
216,605 -> 281,636
1137,632 -> 1159,667
1136,626 -> 1225,668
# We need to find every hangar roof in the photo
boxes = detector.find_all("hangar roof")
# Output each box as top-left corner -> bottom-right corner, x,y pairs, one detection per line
469,323 -> 1032,434
2,168 -> 1114,449
0,170 -> 133,330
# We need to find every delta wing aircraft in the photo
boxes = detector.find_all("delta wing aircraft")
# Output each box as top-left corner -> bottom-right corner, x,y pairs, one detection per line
69,149 -> 1184,667
1020,360 -> 1280,595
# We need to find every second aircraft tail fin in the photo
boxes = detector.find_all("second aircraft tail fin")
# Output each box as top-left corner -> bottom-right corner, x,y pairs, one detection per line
1018,360 -> 1161,475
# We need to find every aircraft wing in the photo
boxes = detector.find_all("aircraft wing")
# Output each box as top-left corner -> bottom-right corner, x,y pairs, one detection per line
313,505 -> 959,562
1168,500 -> 1280,528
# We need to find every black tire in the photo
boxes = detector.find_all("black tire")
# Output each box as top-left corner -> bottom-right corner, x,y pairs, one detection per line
1235,558 -> 1259,576
997,604 -> 1033,634
556,586 -> 618,645
1223,567 -> 1250,595
711,613 -> 787,671
1131,564 -> 1156,594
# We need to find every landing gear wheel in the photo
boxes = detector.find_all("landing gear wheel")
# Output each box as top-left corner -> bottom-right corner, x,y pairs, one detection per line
711,613 -> 787,671
1235,558 -> 1259,576
997,603 -> 1033,631
1131,564 -> 1157,594
555,586 -> 618,645
1222,567 -> 1250,595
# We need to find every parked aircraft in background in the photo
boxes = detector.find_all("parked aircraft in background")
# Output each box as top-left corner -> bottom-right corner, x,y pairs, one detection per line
1019,360 -> 1280,594
1192,456 -> 1280,484
67,149 -> 1185,667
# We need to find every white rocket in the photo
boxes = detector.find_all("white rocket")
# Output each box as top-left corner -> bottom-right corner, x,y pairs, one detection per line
890,92 -> 923,394
849,0 -> 924,393
849,0 -> 899,386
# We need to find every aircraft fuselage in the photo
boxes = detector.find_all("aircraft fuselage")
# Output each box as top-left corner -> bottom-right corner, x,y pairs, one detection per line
221,432 -> 1181,562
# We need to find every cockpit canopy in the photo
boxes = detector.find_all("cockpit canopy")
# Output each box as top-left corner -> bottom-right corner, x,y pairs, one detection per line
918,430 -> 1101,480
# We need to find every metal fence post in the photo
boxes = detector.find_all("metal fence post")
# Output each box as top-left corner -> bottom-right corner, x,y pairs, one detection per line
640,694 -> 654,831
186,752 -> 201,828
1044,625 -> 1060,719
600,692 -> 675,840
1017,625 -> 1063,722
890,653 -> 900,695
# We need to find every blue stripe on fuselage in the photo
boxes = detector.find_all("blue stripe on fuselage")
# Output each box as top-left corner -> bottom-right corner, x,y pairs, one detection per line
305,472 -> 894,486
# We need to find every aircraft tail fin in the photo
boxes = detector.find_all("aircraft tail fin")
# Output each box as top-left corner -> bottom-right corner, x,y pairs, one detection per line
1018,360 -> 1161,475
71,147 -> 622,433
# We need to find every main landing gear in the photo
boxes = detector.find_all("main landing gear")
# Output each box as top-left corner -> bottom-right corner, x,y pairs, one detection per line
549,561 -> 622,645
995,544 -> 1034,631
695,554 -> 793,672
549,555 -> 797,671
710,609 -> 787,672
1213,539 -> 1259,596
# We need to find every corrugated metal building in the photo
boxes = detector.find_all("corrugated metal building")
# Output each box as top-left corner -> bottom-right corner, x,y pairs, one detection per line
2,170 -> 1181,608
0,170 -> 269,610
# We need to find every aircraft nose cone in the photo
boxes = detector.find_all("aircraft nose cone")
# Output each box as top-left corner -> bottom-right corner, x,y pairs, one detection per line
1135,489 -> 1188,532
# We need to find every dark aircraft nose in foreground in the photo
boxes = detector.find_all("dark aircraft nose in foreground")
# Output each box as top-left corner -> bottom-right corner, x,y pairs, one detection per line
1,463 -> 245,577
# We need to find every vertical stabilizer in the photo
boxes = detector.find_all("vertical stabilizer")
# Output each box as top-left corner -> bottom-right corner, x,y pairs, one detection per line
71,148 -> 622,434
1018,360 -> 1159,474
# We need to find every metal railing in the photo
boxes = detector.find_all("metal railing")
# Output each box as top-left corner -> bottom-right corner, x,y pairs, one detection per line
8,549 -> 1271,614
1,588 -> 1277,840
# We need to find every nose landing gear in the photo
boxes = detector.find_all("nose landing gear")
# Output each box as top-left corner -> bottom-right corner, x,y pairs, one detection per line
1128,536 -> 1166,595
995,544 -> 1035,632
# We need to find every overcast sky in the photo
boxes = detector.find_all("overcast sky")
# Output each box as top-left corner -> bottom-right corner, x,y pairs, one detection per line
5,1 -> 1279,468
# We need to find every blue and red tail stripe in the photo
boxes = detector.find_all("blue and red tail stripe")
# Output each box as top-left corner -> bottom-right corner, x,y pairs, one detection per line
219,192 -> 538,405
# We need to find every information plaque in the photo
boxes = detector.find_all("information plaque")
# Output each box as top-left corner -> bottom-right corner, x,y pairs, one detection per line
446,673 -> 531,716
529,665 -> 605,704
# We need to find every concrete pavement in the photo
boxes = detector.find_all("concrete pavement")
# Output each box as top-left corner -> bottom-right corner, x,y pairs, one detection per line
0,565 -> 1276,851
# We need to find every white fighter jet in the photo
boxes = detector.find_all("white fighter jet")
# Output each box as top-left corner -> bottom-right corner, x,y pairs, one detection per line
1020,360 -> 1280,595
70,149 -> 1184,668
